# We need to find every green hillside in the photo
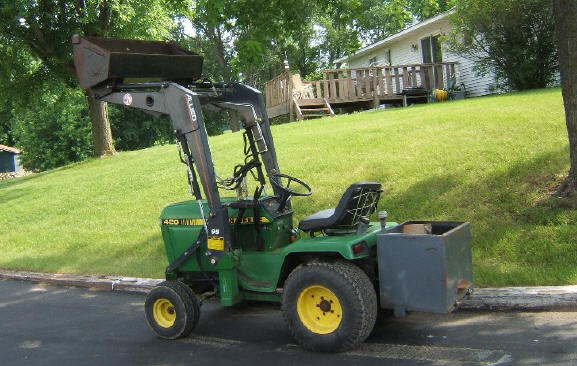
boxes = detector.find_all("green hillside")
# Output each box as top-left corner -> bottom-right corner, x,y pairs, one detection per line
1,88 -> 574,286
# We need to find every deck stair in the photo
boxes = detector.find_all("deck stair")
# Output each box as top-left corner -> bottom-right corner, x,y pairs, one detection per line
291,74 -> 335,121
294,97 -> 335,120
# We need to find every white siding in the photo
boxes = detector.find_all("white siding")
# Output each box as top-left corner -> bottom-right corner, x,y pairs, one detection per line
343,19 -> 495,97
443,49 -> 495,97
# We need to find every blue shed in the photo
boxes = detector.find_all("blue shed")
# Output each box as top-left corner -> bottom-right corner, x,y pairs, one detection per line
0,145 -> 22,173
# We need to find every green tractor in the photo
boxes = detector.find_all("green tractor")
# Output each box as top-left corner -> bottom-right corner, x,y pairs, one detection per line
72,35 -> 472,352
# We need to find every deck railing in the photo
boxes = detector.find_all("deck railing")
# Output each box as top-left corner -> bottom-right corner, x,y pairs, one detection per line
304,62 -> 457,101
264,70 -> 291,110
264,62 -> 457,113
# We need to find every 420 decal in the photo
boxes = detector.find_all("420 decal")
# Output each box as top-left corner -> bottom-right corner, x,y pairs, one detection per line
161,217 -> 271,226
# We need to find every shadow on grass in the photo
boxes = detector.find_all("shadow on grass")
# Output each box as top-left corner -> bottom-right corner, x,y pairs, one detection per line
2,144 -> 575,286
381,145 -> 576,286
0,187 -> 31,205
0,159 -> 97,190
0,233 -> 167,278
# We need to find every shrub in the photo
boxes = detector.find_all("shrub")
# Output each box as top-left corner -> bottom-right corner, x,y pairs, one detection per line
13,83 -> 92,171
447,0 -> 558,91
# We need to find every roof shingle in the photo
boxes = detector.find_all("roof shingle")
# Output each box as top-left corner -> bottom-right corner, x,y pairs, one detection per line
0,144 -> 21,154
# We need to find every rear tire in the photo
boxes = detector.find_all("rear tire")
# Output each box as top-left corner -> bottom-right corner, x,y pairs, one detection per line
145,280 -> 200,339
281,260 -> 377,352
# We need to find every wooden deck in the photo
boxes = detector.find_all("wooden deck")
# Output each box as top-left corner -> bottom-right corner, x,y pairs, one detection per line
265,62 -> 457,119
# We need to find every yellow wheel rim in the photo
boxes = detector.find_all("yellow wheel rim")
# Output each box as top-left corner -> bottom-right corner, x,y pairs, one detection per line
297,285 -> 343,334
153,298 -> 176,328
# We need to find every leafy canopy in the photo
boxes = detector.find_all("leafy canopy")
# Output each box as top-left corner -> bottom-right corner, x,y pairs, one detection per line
447,0 -> 557,91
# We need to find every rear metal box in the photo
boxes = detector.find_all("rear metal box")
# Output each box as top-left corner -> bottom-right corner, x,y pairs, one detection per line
377,221 -> 473,316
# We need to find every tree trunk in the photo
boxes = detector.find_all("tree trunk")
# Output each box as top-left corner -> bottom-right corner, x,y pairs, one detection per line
206,25 -> 240,132
86,93 -> 116,157
229,110 -> 240,132
553,0 -> 577,196
209,25 -> 231,82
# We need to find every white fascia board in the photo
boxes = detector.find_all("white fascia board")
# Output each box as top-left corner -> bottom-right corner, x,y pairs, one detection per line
334,10 -> 454,65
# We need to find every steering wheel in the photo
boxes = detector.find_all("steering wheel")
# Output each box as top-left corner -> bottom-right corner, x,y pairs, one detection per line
270,173 -> 312,211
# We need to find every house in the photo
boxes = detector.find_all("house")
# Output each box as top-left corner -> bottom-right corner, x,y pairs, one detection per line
264,11 -> 498,121
334,11 -> 495,98
0,144 -> 22,173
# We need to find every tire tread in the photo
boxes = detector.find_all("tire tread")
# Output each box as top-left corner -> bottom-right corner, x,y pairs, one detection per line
282,259 -> 377,352
145,280 -> 200,340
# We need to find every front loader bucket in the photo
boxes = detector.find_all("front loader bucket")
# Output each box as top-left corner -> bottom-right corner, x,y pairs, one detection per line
72,34 -> 203,90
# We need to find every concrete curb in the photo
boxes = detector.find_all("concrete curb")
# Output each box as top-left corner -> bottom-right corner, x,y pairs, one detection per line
0,269 -> 161,294
459,286 -> 577,311
1,269 -> 576,310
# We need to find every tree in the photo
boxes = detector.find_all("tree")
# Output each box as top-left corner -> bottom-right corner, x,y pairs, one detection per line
0,36 -> 37,147
447,0 -> 557,91
553,0 -> 577,197
12,81 -> 93,171
182,0 -> 442,87
183,0 -> 322,85
108,105 -> 174,151
229,0 -> 320,84
315,0 -> 362,67
407,0 -> 454,21
356,0 -> 412,45
0,0 -> 185,157
186,0 -> 234,82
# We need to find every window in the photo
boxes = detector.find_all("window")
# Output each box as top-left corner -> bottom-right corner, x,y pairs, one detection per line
420,35 -> 442,63
368,56 -> 377,66
384,49 -> 392,65
420,34 -> 443,89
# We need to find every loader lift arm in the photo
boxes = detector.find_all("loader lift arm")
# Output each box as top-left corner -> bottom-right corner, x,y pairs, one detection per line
72,35 -> 283,265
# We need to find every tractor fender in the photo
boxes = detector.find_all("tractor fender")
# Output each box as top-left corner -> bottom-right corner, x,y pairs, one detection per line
281,226 -> 380,259
274,227 -> 381,288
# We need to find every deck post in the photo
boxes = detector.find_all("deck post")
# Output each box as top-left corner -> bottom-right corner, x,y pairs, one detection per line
377,68 -> 385,99
436,64 -> 444,89
373,68 -> 380,109
418,66 -> 424,89
385,67 -> 393,96
323,72 -> 329,100
329,72 -> 337,99
394,67 -> 401,94
287,70 -> 295,121
347,70 -> 354,98
402,66 -> 409,90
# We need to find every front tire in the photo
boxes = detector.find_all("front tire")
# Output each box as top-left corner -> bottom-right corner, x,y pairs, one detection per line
145,280 -> 200,339
282,260 -> 377,352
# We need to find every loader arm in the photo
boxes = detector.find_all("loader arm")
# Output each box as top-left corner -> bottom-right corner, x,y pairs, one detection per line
98,83 -> 231,264
210,83 -> 284,201
98,82 -> 286,264
71,35 -> 284,265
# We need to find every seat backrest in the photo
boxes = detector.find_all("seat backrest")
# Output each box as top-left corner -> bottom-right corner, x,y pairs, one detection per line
291,73 -> 315,99
331,182 -> 383,230
447,75 -> 456,91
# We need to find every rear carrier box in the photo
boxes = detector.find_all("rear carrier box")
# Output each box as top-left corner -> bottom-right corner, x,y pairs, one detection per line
377,221 -> 473,317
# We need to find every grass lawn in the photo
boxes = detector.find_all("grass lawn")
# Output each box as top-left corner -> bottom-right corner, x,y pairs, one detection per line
1,87 -> 575,286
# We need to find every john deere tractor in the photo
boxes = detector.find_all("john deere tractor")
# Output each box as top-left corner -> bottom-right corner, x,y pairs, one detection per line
72,35 -> 473,352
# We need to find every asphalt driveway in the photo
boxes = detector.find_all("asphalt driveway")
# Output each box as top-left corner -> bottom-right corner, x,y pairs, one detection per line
1,279 -> 577,366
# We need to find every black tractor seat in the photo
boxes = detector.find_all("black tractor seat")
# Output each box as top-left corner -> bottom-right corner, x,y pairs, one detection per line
298,182 -> 383,234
